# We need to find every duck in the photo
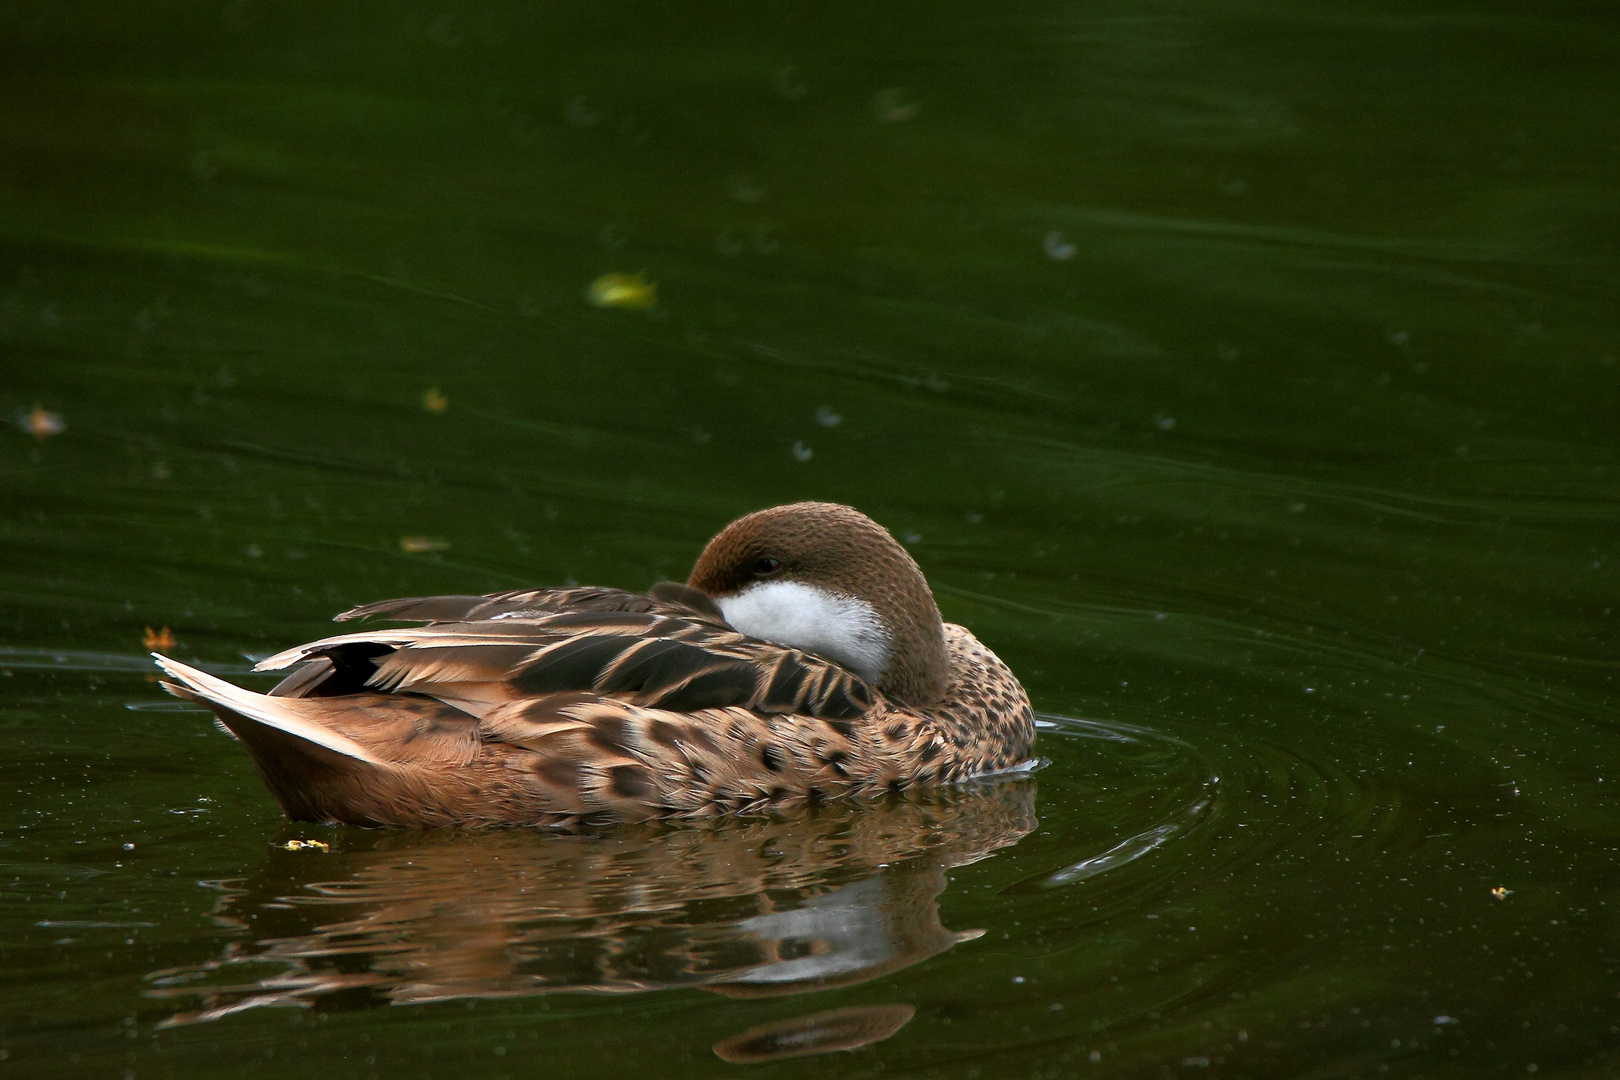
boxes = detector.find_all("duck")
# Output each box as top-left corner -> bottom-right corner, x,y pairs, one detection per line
153,502 -> 1036,828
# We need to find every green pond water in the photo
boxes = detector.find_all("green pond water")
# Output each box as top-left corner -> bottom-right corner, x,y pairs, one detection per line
3,1 -> 1619,1076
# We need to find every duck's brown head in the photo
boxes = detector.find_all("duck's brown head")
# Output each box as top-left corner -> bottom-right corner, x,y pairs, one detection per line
687,502 -> 949,705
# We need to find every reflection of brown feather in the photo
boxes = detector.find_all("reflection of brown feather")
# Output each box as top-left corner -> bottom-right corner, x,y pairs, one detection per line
145,779 -> 1036,1025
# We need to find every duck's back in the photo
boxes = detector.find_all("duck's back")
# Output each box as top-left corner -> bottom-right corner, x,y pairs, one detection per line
156,587 -> 1034,828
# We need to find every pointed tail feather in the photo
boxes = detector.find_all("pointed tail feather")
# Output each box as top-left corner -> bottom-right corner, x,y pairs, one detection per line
152,654 -> 385,766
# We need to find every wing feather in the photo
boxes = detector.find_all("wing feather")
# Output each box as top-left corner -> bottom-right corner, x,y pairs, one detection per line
268,593 -> 878,727
336,584 -> 729,626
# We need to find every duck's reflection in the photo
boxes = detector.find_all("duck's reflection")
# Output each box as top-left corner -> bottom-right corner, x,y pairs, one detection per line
148,779 -> 1035,1033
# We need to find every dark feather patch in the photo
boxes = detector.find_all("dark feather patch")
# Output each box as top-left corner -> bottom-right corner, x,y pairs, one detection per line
810,680 -> 870,721
608,765 -> 653,799
760,659 -> 809,712
298,644 -> 392,696
595,638 -> 715,696
586,715 -> 631,754
532,757 -> 581,789
513,636 -> 639,694
641,664 -> 756,711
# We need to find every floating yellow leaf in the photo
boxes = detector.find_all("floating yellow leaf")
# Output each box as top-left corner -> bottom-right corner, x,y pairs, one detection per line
143,626 -> 176,651
1491,886 -> 1512,899
400,536 -> 451,554
281,839 -> 330,852
18,403 -> 66,439
422,387 -> 449,413
586,272 -> 658,310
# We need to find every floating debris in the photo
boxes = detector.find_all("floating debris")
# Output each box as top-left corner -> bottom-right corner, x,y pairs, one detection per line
280,840 -> 329,853
142,627 -> 176,652
791,441 -> 813,462
815,405 -> 843,427
1043,231 -> 1076,261
422,387 -> 449,413
18,403 -> 65,439
1491,886 -> 1512,899
400,536 -> 451,554
586,272 -> 657,310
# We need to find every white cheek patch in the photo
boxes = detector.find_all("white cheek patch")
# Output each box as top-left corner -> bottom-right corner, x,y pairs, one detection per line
717,580 -> 892,684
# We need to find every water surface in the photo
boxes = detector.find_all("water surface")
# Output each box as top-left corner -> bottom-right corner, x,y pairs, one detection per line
2,1 -> 1618,1076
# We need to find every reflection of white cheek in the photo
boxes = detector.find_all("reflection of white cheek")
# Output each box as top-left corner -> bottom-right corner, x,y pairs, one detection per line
718,581 -> 892,683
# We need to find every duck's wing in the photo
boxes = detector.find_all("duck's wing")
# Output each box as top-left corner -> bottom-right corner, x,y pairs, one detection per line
335,583 -> 727,627
255,607 -> 877,722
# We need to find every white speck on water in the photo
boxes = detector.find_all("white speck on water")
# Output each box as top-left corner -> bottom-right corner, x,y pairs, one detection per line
815,405 -> 842,427
1043,231 -> 1076,261
790,441 -> 812,462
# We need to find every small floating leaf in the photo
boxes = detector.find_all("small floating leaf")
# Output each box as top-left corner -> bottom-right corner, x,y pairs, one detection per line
18,403 -> 66,439
280,840 -> 329,852
400,536 -> 451,554
586,272 -> 657,310
422,387 -> 449,413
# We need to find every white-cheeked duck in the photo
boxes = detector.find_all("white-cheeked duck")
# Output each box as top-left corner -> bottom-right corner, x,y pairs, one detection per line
154,502 -> 1036,827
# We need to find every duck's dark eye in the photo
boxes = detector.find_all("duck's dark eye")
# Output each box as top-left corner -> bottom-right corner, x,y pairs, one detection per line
752,556 -> 782,577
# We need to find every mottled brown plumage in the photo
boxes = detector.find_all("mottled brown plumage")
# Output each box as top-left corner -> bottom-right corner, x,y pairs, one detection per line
154,502 -> 1035,828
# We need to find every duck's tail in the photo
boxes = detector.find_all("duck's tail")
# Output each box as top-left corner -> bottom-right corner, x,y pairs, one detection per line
153,654 -> 391,822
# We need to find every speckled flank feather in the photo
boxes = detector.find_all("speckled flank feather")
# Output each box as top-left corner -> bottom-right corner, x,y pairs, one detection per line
153,504 -> 1036,828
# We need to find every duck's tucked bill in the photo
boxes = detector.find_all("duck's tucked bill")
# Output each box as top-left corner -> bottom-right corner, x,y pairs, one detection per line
154,502 -> 1036,827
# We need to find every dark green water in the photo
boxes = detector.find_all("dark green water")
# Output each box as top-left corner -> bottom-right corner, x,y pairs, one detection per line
3,1 -> 1619,1076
